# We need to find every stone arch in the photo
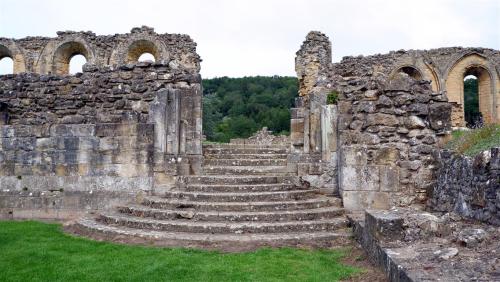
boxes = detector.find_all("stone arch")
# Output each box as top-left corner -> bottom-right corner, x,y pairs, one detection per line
0,41 -> 26,73
126,40 -> 159,62
394,65 -> 423,80
390,63 -> 440,92
109,37 -> 168,66
51,40 -> 94,75
445,53 -> 499,126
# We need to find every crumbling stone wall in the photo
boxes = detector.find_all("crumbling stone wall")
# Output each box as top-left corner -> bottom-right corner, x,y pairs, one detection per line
293,31 -> 465,209
430,148 -> 500,225
0,28 -> 202,220
0,26 -> 200,75
333,46 -> 500,126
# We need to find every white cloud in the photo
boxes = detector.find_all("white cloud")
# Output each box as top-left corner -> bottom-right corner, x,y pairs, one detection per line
0,0 -> 498,77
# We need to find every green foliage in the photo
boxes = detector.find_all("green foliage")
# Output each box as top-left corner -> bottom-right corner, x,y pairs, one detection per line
0,221 -> 362,281
203,76 -> 298,142
464,78 -> 481,127
327,91 -> 338,105
446,124 -> 500,156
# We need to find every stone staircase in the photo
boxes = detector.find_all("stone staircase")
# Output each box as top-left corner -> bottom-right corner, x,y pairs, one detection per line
66,143 -> 349,251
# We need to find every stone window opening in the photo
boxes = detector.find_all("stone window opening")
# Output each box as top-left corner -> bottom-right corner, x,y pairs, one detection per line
462,66 -> 492,127
138,52 -> 156,62
0,56 -> 14,75
463,74 -> 481,127
397,66 -> 423,80
126,40 -> 159,63
69,54 -> 87,74
52,41 -> 91,75
0,44 -> 14,75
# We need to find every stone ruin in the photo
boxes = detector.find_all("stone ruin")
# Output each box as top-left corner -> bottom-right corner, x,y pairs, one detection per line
0,27 -> 499,281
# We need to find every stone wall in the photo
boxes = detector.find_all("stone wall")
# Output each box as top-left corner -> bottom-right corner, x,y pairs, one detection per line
429,148 -> 500,225
335,74 -> 450,210
333,46 -> 500,126
0,26 -> 200,75
0,50 -> 202,219
292,31 -> 458,209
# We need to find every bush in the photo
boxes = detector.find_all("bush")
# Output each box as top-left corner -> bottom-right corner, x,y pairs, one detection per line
445,124 -> 500,156
327,91 -> 338,104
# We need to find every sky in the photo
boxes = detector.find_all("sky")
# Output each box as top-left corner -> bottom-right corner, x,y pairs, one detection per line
0,0 -> 499,78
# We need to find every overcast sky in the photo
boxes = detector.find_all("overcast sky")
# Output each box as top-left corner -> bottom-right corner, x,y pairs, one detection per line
0,0 -> 499,77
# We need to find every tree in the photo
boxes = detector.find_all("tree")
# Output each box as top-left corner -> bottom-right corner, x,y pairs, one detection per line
202,76 -> 298,142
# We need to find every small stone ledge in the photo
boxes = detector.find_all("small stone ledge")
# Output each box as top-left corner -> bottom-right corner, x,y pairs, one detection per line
348,209 -> 499,281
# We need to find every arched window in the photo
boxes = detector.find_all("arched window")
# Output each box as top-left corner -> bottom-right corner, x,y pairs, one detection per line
52,41 -> 90,75
446,54 -> 496,126
126,40 -> 159,63
138,52 -> 155,62
397,66 -> 423,80
0,57 -> 14,75
69,54 -> 87,74
462,67 -> 491,127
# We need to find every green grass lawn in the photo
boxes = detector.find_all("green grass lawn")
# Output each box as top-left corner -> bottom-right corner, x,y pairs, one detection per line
445,124 -> 500,156
0,221 -> 361,282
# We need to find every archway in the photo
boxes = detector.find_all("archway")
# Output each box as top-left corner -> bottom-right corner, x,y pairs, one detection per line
69,54 -> 87,74
52,41 -> 90,75
445,54 -> 496,127
126,40 -> 159,63
396,66 -> 423,80
0,44 -> 13,75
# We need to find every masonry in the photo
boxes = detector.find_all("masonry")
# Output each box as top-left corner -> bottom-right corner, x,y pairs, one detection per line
292,31 -> 500,210
0,27 -> 202,219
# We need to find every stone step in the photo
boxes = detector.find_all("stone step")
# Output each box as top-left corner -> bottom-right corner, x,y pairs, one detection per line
203,159 -> 287,166
66,218 -> 352,251
142,196 -> 338,212
98,213 -> 349,234
204,153 -> 288,160
183,175 -> 292,185
204,166 -> 289,175
184,183 -> 297,193
163,189 -> 318,202
117,205 -> 345,222
203,144 -> 286,149
204,147 -> 288,155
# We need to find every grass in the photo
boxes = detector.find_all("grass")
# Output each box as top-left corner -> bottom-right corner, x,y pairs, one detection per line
445,124 -> 500,156
0,221 -> 361,282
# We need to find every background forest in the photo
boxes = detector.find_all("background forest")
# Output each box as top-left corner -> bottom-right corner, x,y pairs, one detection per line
202,76 -> 298,142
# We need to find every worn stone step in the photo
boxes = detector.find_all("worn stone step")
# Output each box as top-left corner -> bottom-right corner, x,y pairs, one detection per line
203,144 -> 286,149
205,153 -> 288,160
184,183 -> 297,193
164,189 -> 318,202
98,213 -> 349,234
118,205 -> 345,222
204,147 -> 287,155
142,196 -> 337,211
204,166 -> 289,175
66,218 -> 352,251
182,175 -> 291,185
203,159 -> 287,166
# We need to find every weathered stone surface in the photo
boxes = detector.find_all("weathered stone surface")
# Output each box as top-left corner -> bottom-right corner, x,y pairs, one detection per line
430,148 -> 500,225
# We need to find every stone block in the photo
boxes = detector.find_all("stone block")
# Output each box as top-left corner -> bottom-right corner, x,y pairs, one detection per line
50,125 -> 95,137
374,147 -> 400,165
340,165 -> 380,191
380,166 -> 399,192
365,210 -> 404,241
342,191 -> 390,210
340,146 -> 367,166
290,118 -> 305,146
